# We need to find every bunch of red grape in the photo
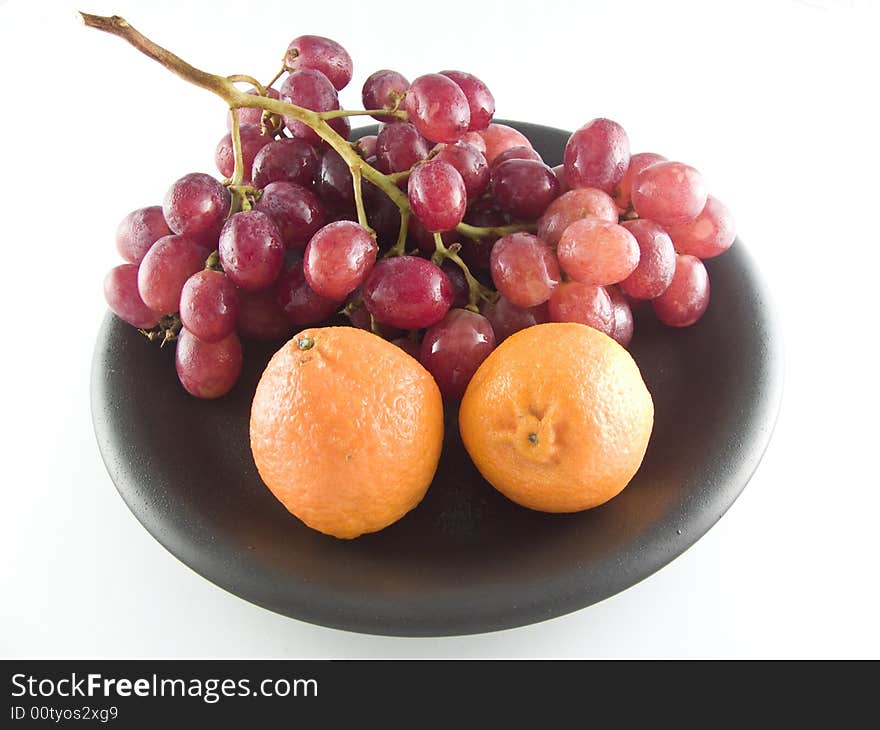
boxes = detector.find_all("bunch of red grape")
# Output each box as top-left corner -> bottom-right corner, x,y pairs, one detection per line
104,33 -> 735,400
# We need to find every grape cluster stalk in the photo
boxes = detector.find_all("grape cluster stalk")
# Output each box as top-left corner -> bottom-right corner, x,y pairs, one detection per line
92,13 -> 736,400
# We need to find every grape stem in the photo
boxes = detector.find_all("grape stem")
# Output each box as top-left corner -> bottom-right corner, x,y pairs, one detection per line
318,108 -> 408,121
431,232 -> 493,311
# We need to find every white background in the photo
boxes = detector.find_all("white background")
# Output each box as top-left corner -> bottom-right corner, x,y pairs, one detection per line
1,0 -> 878,658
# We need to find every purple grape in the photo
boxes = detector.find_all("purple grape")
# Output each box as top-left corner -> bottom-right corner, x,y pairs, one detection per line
441,261 -> 469,309
137,234 -> 207,314
480,296 -> 549,343
226,87 -> 281,130
179,269 -> 239,342
490,232 -> 560,307
492,159 -> 560,220
115,206 -> 172,265
432,141 -> 490,199
490,145 -> 542,170
218,210 -> 285,290
607,286 -> 634,347
163,173 -> 230,246
316,148 -> 355,210
420,309 -> 496,399
362,69 -> 410,122
404,74 -> 470,143
237,288 -> 293,341
175,328 -> 242,399
631,161 -> 707,227
563,118 -> 631,194
251,137 -> 320,189
363,257 -> 453,329
439,70 -> 495,132
652,254 -> 710,326
664,195 -> 735,259
408,159 -> 467,232
354,134 -> 378,158
254,181 -> 326,250
214,123 -> 273,182
104,264 -> 160,328
548,281 -> 615,337
619,219 -> 676,299
304,221 -> 378,300
375,122 -> 429,174
285,35 -> 353,91
274,263 -> 341,325
280,68 -> 343,144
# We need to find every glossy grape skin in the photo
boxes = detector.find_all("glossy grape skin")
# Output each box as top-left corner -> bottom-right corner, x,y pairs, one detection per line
375,122 -> 429,174
459,200 -> 509,271
607,286 -> 634,347
631,161 -> 707,227
408,160 -> 467,232
303,221 -> 378,300
175,328 -> 242,399
137,234 -> 207,315
490,145 -> 542,170
354,134 -> 378,158
345,297 -> 404,339
537,187 -> 619,247
420,309 -> 496,399
619,219 -> 676,299
490,232 -> 560,307
492,159 -> 561,220
315,148 -> 355,210
115,206 -> 171,264
218,210 -> 285,290
104,264 -> 160,328
557,219 -> 640,286
480,296 -> 549,342
432,141 -> 490,198
439,70 -> 495,131
363,181 -> 403,246
252,138 -> 320,190
563,118 -> 631,194
285,35 -> 353,91
460,131 -> 487,155
405,74 -> 470,143
255,181 -> 326,250
215,123 -> 273,182
652,254 -> 710,327
163,173 -> 230,245
478,124 -> 532,165
280,68 -> 343,144
226,87 -> 281,131
392,336 -> 422,360
274,263 -> 341,325
363,256 -> 453,329
408,216 -> 456,255
547,281 -> 615,336
613,152 -> 666,212
179,269 -> 239,343
552,164 -> 569,194
665,195 -> 735,259
361,69 -> 410,122
236,287 -> 294,341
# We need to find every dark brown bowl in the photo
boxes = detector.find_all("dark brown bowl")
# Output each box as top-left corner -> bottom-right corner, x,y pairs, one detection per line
91,121 -> 783,636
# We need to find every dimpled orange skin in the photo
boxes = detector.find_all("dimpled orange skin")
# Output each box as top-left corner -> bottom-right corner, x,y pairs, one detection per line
459,322 -> 654,513
250,327 -> 444,539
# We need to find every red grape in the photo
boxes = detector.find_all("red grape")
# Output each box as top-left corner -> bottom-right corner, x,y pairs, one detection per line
478,124 -> 531,165
432,141 -> 490,198
218,210 -> 285,290
537,187 -> 618,247
606,286 -> 634,347
179,269 -> 239,343
254,181 -> 326,250
354,134 -> 378,158
280,68 -> 344,144
490,145 -> 542,170
420,309 -> 496,399
492,159 -> 560,220
664,195 -> 735,259
547,281 -> 614,336
459,131 -> 487,156
375,122 -> 429,174
104,264 -> 160,329
563,118 -> 630,194
237,288 -> 293,341
490,232 -> 560,307
557,219 -> 640,286
316,148 -> 355,209
274,263 -> 341,325
408,159 -> 467,232
441,261 -> 470,308
619,219 -> 676,299
613,152 -> 666,212
363,256 -> 453,329
303,221 -> 378,300
163,173 -> 230,245
552,164 -> 569,194
361,69 -> 410,122
115,206 -> 172,264
480,296 -> 549,342
405,74 -> 470,143
285,35 -> 353,91
252,137 -> 320,190
214,123 -> 272,182
652,254 -> 710,327
631,161 -> 707,227
175,328 -> 242,399
226,87 -> 281,131
408,216 -> 456,255
439,70 -> 495,131
392,336 -> 422,360
137,234 -> 207,314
